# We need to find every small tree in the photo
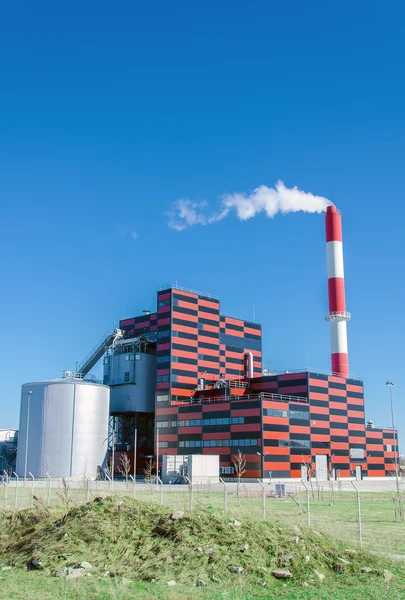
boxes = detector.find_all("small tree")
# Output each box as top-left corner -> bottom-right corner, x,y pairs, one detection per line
118,453 -> 131,484
143,458 -> 156,489
232,450 -> 246,506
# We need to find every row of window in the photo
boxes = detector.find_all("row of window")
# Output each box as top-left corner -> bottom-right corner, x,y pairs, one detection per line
264,408 -> 309,420
156,416 -> 246,429
179,438 -> 259,448
158,299 -> 170,307
158,441 -> 370,456
279,439 -> 311,449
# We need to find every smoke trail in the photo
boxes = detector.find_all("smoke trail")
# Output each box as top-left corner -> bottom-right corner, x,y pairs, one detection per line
167,180 -> 333,231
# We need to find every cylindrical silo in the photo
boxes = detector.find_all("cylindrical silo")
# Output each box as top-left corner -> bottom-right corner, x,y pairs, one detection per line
16,378 -> 110,479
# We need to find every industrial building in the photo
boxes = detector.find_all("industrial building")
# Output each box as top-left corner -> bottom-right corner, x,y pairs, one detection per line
0,429 -> 18,474
15,206 -> 399,480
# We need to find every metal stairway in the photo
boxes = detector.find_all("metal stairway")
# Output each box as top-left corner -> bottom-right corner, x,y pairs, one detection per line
76,329 -> 124,377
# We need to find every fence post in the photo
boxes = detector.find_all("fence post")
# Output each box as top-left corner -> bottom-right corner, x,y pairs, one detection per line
13,472 -> 19,509
157,476 -> 163,505
220,477 -> 227,512
3,471 -> 8,508
84,476 -> 90,503
129,475 -> 136,497
45,473 -> 51,506
64,475 -> 70,506
329,481 -> 335,505
29,472 -> 34,508
351,481 -> 362,548
258,479 -> 266,520
301,480 -> 311,527
185,476 -> 193,513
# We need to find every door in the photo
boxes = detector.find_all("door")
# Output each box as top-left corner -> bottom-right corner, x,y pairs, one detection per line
301,465 -> 308,481
355,465 -> 362,481
315,455 -> 328,481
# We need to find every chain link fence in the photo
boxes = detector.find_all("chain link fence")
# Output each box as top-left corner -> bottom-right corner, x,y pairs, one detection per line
1,476 -> 404,558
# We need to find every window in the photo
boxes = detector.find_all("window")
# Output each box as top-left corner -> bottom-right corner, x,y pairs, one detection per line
220,466 -> 235,475
386,444 -> 393,452
158,330 -> 170,338
231,438 -> 258,447
157,356 -> 170,363
135,354 -> 141,360
350,448 -> 365,459
156,394 -> 169,402
157,441 -> 168,448
264,408 -> 288,418
279,439 -> 311,449
156,421 -> 169,429
157,375 -> 169,382
289,410 -> 310,421
158,299 -> 170,307
124,372 -> 130,382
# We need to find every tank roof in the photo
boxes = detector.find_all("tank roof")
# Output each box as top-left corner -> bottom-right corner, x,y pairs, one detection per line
22,378 -> 109,388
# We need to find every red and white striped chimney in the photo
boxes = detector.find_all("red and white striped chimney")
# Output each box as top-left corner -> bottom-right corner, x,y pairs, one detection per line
325,206 -> 351,377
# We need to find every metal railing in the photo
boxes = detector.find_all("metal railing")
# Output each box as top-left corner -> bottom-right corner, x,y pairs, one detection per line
200,379 -> 249,391
263,367 -> 363,382
172,391 -> 308,406
158,284 -> 219,300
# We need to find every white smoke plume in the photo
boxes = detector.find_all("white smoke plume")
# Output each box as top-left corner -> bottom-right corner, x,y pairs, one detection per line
167,180 -> 333,231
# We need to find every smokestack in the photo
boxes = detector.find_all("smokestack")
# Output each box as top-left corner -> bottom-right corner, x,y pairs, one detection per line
325,206 -> 351,377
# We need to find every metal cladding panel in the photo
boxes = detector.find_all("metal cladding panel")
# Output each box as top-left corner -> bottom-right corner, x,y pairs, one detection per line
16,380 -> 109,479
109,353 -> 156,413
70,384 -> 110,478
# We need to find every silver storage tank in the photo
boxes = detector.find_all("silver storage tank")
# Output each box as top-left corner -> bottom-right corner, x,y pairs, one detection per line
16,378 -> 110,479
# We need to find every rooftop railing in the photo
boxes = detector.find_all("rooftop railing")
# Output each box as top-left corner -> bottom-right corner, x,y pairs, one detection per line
158,284 -> 219,300
172,391 -> 308,406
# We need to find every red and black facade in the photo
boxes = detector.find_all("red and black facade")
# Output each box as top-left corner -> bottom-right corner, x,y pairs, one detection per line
119,286 -> 398,479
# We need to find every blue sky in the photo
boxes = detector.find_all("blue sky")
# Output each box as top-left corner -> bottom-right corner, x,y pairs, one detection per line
1,2 -> 404,443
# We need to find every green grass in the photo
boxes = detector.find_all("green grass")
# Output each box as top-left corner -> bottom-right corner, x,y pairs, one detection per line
0,494 -> 405,599
1,569 -> 405,600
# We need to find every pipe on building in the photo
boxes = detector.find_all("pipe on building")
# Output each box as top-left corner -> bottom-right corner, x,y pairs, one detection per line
244,352 -> 254,379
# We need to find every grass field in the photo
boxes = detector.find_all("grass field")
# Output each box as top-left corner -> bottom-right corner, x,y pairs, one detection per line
1,493 -> 405,599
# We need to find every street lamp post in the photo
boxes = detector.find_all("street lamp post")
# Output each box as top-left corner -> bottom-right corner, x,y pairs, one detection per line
24,391 -> 33,484
386,382 -> 400,494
